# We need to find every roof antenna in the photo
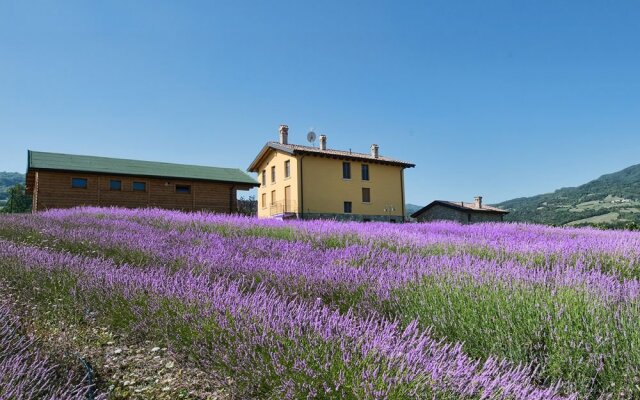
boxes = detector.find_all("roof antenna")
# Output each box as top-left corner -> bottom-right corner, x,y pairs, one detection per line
307,130 -> 317,147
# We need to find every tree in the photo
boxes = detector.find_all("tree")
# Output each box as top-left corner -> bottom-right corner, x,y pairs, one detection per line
1,184 -> 32,213
237,195 -> 257,216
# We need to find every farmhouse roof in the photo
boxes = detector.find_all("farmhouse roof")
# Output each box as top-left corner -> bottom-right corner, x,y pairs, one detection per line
411,200 -> 509,218
248,142 -> 415,172
27,150 -> 259,186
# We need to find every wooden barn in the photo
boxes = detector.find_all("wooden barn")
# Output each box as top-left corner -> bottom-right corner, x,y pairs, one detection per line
25,150 -> 258,213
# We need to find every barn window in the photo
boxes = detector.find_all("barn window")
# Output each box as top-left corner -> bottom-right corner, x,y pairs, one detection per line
342,162 -> 351,179
71,178 -> 87,189
109,180 -> 121,191
176,185 -> 191,194
133,182 -> 146,192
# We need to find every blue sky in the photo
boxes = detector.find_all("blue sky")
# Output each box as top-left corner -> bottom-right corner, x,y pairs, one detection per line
1,1 -> 639,204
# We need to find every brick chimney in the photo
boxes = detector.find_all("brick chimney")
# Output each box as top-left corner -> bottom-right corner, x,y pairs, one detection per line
371,144 -> 379,158
319,135 -> 327,150
279,124 -> 289,144
474,196 -> 483,209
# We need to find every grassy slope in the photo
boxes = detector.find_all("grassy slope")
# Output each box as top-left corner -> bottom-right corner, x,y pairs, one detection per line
496,163 -> 640,226
3,211 -> 640,397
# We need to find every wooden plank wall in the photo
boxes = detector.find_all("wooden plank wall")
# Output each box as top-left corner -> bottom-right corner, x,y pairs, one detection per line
25,171 -> 36,194
32,170 -> 242,213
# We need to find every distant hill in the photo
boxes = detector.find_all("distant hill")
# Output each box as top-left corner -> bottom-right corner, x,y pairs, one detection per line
496,163 -> 640,228
405,203 -> 422,217
0,172 -> 25,205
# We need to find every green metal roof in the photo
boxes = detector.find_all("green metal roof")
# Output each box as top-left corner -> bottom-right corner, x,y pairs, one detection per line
27,150 -> 258,186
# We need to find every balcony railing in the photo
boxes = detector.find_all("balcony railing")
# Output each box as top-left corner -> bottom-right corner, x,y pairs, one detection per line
269,200 -> 298,216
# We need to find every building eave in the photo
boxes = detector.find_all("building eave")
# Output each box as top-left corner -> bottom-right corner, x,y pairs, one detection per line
291,149 -> 415,168
249,142 -> 415,170
247,143 -> 296,172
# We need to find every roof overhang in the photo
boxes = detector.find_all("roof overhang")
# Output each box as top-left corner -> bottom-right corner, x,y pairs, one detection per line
248,143 -> 415,172
247,143 -> 295,172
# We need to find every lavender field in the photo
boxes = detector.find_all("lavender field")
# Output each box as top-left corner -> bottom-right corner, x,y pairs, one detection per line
1,208 -> 640,398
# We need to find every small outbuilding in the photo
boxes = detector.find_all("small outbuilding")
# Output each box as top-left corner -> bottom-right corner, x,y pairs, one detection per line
411,196 -> 508,223
25,150 -> 258,213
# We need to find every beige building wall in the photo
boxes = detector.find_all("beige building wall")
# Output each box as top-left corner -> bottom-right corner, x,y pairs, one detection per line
300,157 -> 405,220
251,136 -> 410,221
255,150 -> 299,218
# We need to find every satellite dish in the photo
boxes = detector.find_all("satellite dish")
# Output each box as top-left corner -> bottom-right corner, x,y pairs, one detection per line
307,131 -> 317,143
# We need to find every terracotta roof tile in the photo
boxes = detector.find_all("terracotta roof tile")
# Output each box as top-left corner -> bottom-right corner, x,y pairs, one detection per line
411,200 -> 509,218
268,142 -> 415,167
439,201 -> 508,213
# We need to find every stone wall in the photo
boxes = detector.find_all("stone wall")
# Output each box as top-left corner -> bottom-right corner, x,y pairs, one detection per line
469,211 -> 504,223
415,204 -> 468,223
415,204 -> 504,224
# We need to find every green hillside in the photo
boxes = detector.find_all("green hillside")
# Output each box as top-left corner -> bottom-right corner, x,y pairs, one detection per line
0,172 -> 25,205
496,163 -> 640,228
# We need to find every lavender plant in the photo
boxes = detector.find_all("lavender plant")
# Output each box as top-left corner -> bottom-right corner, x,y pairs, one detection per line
0,287 -> 91,399
0,241 -> 573,399
3,207 -> 640,397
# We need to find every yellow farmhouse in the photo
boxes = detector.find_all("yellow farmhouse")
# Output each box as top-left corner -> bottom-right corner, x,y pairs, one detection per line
248,125 -> 415,222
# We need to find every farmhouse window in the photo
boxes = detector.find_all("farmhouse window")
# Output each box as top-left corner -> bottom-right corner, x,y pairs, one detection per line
344,201 -> 352,214
262,170 -> 266,186
362,188 -> 371,203
271,166 -> 276,183
109,180 -> 121,191
176,185 -> 191,194
342,162 -> 351,179
284,160 -> 291,178
271,190 -> 276,205
261,193 -> 266,208
71,178 -> 87,189
133,182 -> 146,192
361,164 -> 369,181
